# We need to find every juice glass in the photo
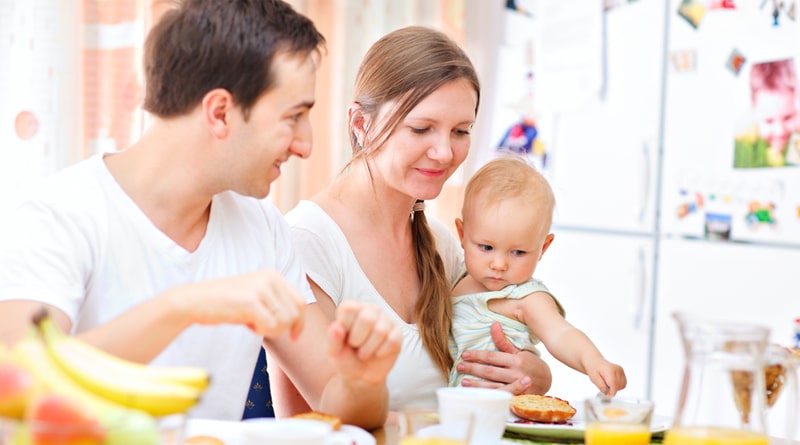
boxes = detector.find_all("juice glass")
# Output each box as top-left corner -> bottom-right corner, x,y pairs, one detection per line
663,426 -> 769,445
398,408 -> 470,445
584,396 -> 654,445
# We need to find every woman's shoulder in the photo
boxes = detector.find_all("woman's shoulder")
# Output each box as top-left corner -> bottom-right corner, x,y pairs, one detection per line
285,199 -> 325,226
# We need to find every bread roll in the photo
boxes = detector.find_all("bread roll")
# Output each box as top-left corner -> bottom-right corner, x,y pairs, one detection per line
290,411 -> 343,431
510,394 -> 577,424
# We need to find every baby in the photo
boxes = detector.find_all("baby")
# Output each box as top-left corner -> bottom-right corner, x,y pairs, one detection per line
449,156 -> 627,396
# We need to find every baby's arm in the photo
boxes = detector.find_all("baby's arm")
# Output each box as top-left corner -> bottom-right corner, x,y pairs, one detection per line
516,293 -> 627,396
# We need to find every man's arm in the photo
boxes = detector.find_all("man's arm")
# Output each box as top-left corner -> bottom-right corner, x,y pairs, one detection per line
1,270 -> 308,363
265,300 -> 400,429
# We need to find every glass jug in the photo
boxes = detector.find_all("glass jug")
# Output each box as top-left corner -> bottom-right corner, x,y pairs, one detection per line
763,344 -> 799,443
664,312 -> 770,445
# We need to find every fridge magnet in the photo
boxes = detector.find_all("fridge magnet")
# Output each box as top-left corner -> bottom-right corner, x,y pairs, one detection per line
678,0 -> 707,29
745,201 -> 777,227
670,49 -> 698,72
506,0 -> 534,17
733,58 -> 800,168
496,116 -> 547,170
708,0 -> 736,8
676,191 -> 704,218
761,0 -> 795,24
704,212 -> 732,240
726,49 -> 746,76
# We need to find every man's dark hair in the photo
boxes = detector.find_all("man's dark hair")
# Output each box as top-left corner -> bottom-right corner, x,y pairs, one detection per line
143,0 -> 325,119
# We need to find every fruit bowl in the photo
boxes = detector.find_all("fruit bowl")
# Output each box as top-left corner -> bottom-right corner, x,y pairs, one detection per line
0,413 -> 186,445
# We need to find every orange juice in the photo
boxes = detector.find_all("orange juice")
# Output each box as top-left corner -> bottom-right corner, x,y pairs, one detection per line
585,421 -> 651,445
399,437 -> 466,445
663,426 -> 769,445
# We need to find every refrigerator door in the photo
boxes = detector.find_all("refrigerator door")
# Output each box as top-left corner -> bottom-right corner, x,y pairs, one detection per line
660,0 -> 800,245
544,1 -> 664,234
535,230 -> 654,402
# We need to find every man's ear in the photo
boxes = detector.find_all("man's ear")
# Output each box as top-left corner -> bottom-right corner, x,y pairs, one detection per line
539,233 -> 555,259
202,88 -> 235,139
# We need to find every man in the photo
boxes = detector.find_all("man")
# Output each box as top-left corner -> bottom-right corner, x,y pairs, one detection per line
0,0 -> 400,428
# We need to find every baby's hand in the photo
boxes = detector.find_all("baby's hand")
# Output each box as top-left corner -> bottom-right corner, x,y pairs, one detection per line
588,361 -> 627,397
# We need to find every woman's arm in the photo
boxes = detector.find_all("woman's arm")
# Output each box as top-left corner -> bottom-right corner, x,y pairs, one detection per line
456,321 -> 552,395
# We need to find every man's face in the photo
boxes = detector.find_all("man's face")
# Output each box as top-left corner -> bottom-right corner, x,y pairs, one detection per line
754,88 -> 799,152
227,51 -> 317,198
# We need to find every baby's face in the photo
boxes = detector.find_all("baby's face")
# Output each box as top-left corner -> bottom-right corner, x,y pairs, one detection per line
460,198 -> 551,292
754,89 -> 800,152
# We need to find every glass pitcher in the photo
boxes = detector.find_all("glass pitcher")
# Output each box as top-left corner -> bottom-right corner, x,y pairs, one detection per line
664,312 -> 771,445
763,344 -> 799,444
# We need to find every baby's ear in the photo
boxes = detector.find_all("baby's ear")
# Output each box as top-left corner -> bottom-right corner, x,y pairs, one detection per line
454,218 -> 465,241
539,233 -> 555,259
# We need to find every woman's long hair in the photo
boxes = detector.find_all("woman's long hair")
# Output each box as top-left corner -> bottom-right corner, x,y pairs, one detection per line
345,26 -> 480,377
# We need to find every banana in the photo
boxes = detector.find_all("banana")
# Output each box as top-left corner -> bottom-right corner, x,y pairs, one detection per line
34,311 -> 205,417
37,314 -> 210,391
11,329 -> 159,445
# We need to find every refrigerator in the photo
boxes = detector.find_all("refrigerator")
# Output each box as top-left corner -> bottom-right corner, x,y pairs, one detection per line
483,0 -> 800,421
651,0 -> 800,423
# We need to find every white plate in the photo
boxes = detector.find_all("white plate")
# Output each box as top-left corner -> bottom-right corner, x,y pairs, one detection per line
504,404 -> 670,440
184,419 -> 376,445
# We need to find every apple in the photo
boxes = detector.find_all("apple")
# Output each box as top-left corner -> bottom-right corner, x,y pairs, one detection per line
26,393 -> 106,445
0,362 -> 36,419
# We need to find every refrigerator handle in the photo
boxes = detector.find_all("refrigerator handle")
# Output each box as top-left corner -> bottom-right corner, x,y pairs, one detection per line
638,140 -> 651,225
633,246 -> 646,330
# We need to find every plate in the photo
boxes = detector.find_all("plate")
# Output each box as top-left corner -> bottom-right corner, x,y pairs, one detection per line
184,419 -> 376,445
504,404 -> 670,440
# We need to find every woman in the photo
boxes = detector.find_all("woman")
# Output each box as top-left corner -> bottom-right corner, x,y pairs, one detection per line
276,26 -> 552,416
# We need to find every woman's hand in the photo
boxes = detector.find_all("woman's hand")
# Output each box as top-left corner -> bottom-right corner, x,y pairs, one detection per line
457,322 -> 552,395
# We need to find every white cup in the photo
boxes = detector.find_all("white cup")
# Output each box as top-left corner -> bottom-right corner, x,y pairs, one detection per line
242,418 -> 349,445
436,387 -> 512,445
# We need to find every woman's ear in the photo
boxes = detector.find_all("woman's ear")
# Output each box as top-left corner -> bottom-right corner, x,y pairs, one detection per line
348,104 -> 368,147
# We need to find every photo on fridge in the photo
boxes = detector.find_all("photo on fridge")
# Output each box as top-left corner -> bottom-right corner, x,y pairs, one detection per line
733,57 -> 800,168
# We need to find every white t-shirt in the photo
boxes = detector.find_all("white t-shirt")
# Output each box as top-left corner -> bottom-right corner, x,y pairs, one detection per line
0,154 -> 314,420
285,200 -> 463,411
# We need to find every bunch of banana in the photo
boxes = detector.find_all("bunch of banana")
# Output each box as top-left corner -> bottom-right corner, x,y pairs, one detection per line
32,310 -> 209,417
0,309 -> 214,444
8,326 -> 161,445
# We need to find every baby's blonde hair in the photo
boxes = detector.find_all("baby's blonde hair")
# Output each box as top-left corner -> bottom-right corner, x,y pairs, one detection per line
463,156 -> 555,232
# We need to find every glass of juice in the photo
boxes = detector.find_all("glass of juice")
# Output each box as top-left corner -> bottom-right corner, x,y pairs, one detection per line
663,426 -> 769,445
584,395 -> 654,445
398,408 -> 470,445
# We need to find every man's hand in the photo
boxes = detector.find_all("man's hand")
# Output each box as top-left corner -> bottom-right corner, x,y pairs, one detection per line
457,322 -> 552,395
327,300 -> 402,385
183,270 -> 307,340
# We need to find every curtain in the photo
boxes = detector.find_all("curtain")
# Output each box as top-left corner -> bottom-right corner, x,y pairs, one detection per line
0,1 -> 505,230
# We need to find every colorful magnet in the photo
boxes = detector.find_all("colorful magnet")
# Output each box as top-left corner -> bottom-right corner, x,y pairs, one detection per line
670,49 -> 698,72
678,0 -> 707,29
726,49 -> 747,75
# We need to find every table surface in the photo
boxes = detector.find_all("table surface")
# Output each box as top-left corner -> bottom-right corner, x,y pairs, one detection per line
372,424 -> 653,445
